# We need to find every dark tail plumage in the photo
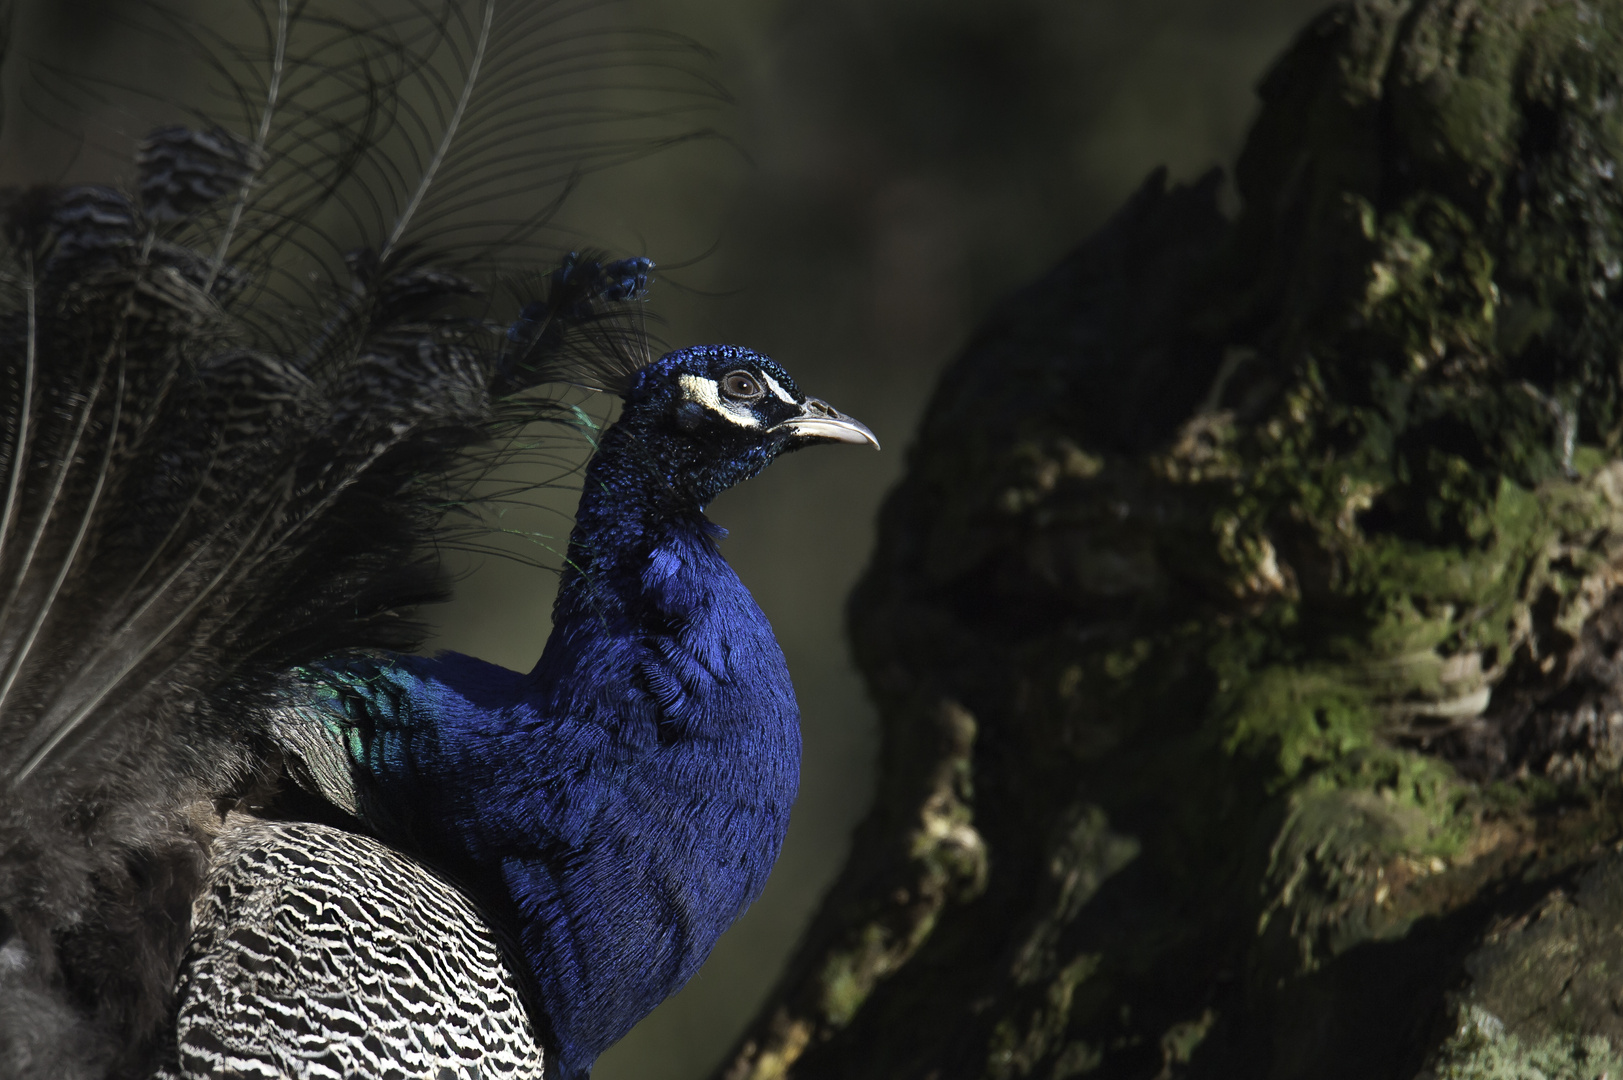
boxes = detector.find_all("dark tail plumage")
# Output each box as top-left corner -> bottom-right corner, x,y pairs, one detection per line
0,2 -> 704,1075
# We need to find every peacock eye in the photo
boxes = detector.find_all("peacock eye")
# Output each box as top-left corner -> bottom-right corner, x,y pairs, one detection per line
721,371 -> 764,401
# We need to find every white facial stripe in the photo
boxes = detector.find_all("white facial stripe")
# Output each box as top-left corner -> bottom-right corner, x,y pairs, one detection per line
679,373 -> 761,428
761,373 -> 796,405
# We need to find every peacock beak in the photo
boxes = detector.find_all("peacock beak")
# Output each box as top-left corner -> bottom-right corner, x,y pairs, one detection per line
773,398 -> 881,449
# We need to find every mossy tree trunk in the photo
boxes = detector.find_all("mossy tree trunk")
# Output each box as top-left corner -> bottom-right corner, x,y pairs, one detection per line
720,2 -> 1623,1078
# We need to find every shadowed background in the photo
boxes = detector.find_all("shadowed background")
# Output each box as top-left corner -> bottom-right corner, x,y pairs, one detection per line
0,1 -> 1330,1076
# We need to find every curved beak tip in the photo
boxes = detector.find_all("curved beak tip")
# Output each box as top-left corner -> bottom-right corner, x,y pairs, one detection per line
834,420 -> 881,451
782,416 -> 881,450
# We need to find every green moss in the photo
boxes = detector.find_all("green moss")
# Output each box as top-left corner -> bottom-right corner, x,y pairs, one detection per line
1217,663 -> 1378,780
1100,639 -> 1153,683
803,698 -> 989,1032
986,955 -> 1103,1080
1424,1007 -> 1623,1080
1158,1010 -> 1217,1073
818,924 -> 891,1026
1258,751 -> 1479,965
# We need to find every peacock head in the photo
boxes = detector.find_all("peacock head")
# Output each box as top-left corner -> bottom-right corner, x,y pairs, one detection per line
615,345 -> 879,504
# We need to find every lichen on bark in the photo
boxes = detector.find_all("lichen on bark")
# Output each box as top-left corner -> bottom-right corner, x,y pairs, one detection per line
717,2 -> 1623,1078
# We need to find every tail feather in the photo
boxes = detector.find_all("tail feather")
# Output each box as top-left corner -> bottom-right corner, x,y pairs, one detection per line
0,1 -> 700,1074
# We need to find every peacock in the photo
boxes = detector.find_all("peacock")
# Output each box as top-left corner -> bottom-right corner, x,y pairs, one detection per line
0,2 -> 878,1078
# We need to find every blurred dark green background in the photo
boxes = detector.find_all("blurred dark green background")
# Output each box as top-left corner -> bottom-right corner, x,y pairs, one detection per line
0,1 -> 1331,1076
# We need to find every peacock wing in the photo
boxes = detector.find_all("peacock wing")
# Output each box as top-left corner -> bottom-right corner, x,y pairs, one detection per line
155,817 -> 544,1080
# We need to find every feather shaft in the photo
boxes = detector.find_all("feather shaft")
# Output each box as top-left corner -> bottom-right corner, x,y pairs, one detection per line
203,0 -> 288,295
0,355 -> 125,733
0,254 -> 37,573
381,0 -> 494,261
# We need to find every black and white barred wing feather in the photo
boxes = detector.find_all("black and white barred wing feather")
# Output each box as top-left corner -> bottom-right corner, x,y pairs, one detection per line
0,2 -> 691,1077
156,820 -> 544,1080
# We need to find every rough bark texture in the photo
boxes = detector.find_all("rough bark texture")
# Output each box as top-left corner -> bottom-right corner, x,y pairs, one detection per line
719,2 -> 1623,1078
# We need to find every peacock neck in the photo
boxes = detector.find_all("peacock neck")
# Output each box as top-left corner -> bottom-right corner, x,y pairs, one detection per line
553,417 -> 715,618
